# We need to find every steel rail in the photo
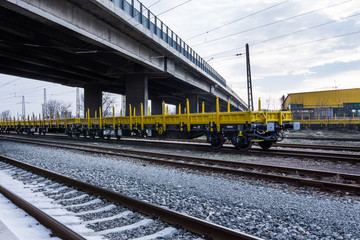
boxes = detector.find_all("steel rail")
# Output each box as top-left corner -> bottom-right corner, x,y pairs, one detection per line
1,136 -> 360,193
2,134 -> 359,164
273,143 -> 360,152
0,185 -> 86,240
2,132 -> 360,153
0,155 -> 262,240
284,136 -> 360,142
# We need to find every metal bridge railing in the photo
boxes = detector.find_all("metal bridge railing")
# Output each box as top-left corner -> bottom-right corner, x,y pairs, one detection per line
110,0 -> 227,87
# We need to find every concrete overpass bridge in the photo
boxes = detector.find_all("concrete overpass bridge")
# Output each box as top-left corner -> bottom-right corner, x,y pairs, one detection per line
0,0 -> 248,116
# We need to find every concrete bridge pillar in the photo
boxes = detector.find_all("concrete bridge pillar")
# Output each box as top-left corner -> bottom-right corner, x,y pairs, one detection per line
151,98 -> 163,115
84,84 -> 102,117
205,98 -> 217,113
187,94 -> 199,113
126,74 -> 148,116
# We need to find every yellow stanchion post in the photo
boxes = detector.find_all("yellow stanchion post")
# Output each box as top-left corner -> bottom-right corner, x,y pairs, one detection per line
186,99 -> 190,132
99,107 -> 102,130
258,98 -> 261,111
227,100 -> 230,113
57,112 -> 59,128
65,112 -> 67,129
113,106 -> 115,130
129,104 -> 132,131
202,102 -> 205,114
162,101 -> 166,131
141,103 -> 144,131
216,97 -> 220,132
87,108 -> 90,129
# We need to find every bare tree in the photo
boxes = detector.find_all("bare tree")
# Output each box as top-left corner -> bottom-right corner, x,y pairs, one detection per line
46,99 -> 72,119
81,92 -> 119,117
102,92 -> 117,117
1,110 -> 10,120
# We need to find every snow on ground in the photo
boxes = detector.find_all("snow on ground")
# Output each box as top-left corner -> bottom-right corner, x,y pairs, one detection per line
0,168 -> 103,240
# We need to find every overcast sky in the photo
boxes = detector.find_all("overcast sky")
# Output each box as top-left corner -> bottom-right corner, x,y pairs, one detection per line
1,0 -> 359,117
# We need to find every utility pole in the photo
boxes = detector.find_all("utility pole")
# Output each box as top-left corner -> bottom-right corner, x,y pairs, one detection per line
246,43 -> 254,111
22,96 -> 26,120
76,87 -> 80,117
43,88 -> 47,118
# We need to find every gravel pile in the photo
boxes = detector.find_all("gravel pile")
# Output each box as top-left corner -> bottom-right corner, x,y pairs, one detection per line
1,140 -> 359,240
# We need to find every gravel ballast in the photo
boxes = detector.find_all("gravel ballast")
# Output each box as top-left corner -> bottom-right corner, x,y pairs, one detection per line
1,140 -> 359,240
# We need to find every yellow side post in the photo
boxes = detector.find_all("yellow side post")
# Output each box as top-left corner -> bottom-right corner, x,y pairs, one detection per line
141,103 -> 144,131
65,112 -> 67,128
178,104 -> 181,115
227,100 -> 230,113
99,107 -> 102,130
186,99 -> 190,131
148,107 -> 150,116
335,113 -> 337,120
216,97 -> 220,132
95,110 -> 97,119
162,101 -> 166,131
133,107 -> 136,130
166,106 -> 168,115
57,112 -> 60,128
258,98 -> 261,111
129,104 -> 132,131
202,102 -> 205,114
87,108 -> 90,129
113,106 -> 115,130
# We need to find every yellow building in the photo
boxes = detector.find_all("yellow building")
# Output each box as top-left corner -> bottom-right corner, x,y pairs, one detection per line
284,88 -> 360,119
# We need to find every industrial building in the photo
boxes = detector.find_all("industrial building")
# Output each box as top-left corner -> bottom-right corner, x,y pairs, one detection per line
284,88 -> 360,120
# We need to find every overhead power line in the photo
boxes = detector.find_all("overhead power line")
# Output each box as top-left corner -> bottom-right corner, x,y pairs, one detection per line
186,0 -> 289,41
156,0 -> 191,16
209,29 -> 360,63
148,0 -> 162,9
191,0 -> 355,47
204,11 -> 360,59
257,30 -> 360,55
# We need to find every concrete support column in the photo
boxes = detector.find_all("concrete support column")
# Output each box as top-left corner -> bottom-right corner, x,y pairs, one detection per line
186,93 -> 199,113
126,74 -> 148,116
205,98 -> 217,113
84,84 -> 102,117
151,98 -> 163,115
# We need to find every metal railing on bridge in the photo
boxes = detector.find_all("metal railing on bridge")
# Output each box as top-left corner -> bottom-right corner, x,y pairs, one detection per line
110,0 -> 226,87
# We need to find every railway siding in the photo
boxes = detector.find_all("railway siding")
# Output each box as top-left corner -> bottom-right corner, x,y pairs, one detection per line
0,140 -> 359,240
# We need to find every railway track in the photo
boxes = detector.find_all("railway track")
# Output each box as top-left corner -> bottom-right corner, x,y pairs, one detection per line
284,136 -> 360,142
2,132 -> 360,153
0,155 -> 260,240
273,143 -> 360,152
1,134 -> 360,164
1,135 -> 360,194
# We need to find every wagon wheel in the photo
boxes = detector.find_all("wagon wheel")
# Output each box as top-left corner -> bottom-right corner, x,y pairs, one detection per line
232,136 -> 252,151
210,134 -> 225,149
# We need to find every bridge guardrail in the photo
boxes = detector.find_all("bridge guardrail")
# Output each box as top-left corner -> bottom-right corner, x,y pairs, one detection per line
110,0 -> 227,87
